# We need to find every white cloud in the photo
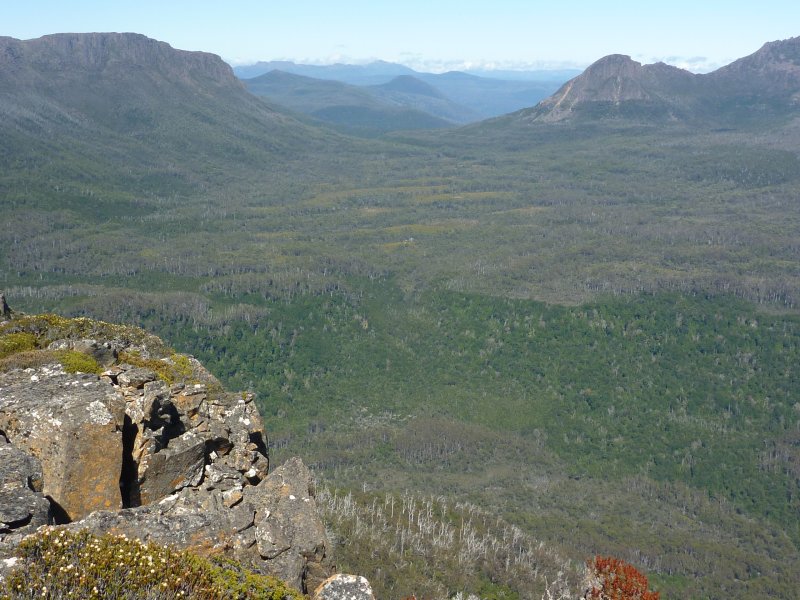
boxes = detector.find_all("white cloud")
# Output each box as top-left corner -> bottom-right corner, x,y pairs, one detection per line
633,54 -> 731,73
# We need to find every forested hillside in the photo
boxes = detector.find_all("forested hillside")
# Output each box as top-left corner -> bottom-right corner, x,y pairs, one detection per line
2,32 -> 800,599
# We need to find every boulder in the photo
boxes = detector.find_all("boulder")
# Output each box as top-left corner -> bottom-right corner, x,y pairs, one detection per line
0,365 -> 125,521
313,574 -> 376,600
244,457 -> 332,592
136,430 -> 206,505
0,436 -> 50,536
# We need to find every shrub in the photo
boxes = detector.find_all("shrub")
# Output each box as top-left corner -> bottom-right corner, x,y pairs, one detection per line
118,350 -> 194,385
585,556 -> 659,600
57,350 -> 102,375
0,332 -> 37,360
1,528 -> 302,600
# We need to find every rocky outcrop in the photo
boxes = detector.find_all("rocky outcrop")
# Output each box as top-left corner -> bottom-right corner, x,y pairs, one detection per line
0,314 -> 335,592
69,456 -> 332,593
247,457 -> 331,590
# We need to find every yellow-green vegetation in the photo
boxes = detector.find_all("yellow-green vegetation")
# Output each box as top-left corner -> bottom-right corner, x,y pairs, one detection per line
0,314 -> 168,356
0,315 -> 205,387
56,350 -> 102,375
118,350 -> 195,385
0,314 -> 171,376
1,528 -> 302,600
0,332 -> 36,359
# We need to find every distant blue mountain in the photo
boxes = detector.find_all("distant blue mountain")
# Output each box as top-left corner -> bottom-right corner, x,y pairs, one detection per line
234,60 -> 574,119
234,60 -> 416,85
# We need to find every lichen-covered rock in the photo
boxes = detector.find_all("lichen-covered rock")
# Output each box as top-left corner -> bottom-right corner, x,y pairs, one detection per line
0,365 -> 125,521
0,436 -> 50,537
68,457 -> 333,593
136,430 -> 206,505
313,574 -> 376,600
244,457 -> 332,592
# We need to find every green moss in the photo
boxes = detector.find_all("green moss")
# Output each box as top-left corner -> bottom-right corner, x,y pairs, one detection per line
1,528 -> 303,600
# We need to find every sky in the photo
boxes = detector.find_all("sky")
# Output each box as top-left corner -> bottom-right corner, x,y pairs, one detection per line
4,1 -> 800,73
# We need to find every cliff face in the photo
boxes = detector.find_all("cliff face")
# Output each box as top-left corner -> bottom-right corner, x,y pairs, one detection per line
0,313 -> 333,594
0,32 -> 241,92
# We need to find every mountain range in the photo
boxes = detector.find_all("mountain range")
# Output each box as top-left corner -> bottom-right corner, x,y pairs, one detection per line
236,59 -> 571,130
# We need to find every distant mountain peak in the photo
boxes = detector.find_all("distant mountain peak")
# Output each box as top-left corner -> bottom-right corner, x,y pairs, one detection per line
373,75 -> 445,98
524,36 -> 800,123
528,53 -> 693,121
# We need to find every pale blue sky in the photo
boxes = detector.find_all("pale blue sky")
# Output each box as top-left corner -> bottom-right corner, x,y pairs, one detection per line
4,1 -> 799,72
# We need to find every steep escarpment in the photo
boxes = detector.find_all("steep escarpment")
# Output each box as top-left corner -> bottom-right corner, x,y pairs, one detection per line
0,313 -> 336,595
0,32 -> 237,88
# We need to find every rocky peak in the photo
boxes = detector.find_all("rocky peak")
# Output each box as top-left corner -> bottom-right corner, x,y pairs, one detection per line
582,53 -> 642,80
525,36 -> 800,123
525,53 -> 698,122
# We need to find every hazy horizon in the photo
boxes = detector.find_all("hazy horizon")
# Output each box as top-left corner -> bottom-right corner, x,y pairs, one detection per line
5,1 -> 800,75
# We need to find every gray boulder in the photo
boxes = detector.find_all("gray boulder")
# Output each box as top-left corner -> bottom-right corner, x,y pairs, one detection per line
313,574 -> 376,600
245,457 -> 332,592
0,435 -> 50,536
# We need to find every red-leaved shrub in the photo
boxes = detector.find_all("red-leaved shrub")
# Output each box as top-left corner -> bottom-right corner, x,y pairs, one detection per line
586,556 -> 660,600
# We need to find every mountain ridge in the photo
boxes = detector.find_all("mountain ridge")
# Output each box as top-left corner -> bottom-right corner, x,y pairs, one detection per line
522,36 -> 800,123
244,69 -> 459,134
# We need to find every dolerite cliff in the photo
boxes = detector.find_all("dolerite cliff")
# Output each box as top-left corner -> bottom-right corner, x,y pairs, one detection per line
0,314 -> 334,594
